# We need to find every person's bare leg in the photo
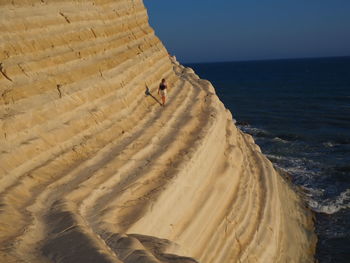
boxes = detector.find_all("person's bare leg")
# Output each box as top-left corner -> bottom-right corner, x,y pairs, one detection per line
162,96 -> 166,106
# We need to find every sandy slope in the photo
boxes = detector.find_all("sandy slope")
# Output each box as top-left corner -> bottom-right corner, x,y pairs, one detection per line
0,0 -> 315,262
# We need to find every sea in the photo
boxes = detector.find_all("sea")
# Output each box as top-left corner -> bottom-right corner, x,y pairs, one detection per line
186,56 -> 350,263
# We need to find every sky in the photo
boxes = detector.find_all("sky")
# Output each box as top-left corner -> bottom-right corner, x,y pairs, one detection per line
143,0 -> 350,63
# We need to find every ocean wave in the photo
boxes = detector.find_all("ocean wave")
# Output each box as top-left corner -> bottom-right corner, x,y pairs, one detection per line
323,140 -> 350,148
281,166 -> 316,179
334,138 -> 350,145
266,154 -> 290,161
300,186 -> 325,197
273,137 -> 288,143
238,125 -> 273,139
275,133 -> 302,142
333,165 -> 350,173
266,154 -> 319,171
238,124 -> 305,144
323,141 -> 338,148
266,154 -> 323,190
308,189 -> 350,214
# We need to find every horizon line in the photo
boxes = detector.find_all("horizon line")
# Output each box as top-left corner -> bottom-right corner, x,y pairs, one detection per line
182,54 -> 350,65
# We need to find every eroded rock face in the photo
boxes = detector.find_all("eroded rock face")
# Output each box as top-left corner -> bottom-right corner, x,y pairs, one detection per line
0,1 -> 315,262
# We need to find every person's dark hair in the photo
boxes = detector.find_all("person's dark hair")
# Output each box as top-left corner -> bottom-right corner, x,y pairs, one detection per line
162,78 -> 165,82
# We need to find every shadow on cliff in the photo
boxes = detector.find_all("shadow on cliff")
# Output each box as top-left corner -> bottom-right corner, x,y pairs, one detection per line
145,85 -> 162,105
102,232 -> 199,263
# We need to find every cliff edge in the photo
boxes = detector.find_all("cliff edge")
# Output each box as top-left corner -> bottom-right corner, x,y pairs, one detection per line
0,0 -> 315,262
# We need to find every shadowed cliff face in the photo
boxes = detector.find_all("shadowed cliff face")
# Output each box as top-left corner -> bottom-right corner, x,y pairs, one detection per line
0,1 -> 315,262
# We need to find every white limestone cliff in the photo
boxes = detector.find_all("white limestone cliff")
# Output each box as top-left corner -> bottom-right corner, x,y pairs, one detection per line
0,1 -> 315,262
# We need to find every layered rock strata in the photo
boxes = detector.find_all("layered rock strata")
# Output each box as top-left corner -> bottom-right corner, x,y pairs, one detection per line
0,0 -> 315,262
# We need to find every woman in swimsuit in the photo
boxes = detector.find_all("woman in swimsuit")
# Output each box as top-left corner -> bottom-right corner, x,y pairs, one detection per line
158,78 -> 168,106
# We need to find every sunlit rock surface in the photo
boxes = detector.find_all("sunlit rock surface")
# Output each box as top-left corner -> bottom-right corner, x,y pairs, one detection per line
0,1 -> 315,262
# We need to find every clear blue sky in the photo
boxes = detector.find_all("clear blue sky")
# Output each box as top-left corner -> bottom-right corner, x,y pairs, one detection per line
143,0 -> 350,63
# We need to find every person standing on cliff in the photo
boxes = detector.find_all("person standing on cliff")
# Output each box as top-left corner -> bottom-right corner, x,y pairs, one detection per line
158,78 -> 168,106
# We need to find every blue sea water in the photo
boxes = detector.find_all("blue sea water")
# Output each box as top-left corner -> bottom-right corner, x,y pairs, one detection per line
186,57 -> 350,262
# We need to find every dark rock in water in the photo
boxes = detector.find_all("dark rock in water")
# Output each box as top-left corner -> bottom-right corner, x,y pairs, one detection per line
334,166 -> 350,173
236,120 -> 249,126
334,138 -> 350,145
276,133 -> 301,141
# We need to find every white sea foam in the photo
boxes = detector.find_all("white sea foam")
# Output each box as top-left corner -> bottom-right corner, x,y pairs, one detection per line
307,189 -> 350,214
273,137 -> 288,143
266,154 -> 350,214
301,186 -> 325,198
240,126 -> 350,215
238,125 -> 270,137
323,141 -> 338,148
266,154 -> 319,176
266,154 -> 289,161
